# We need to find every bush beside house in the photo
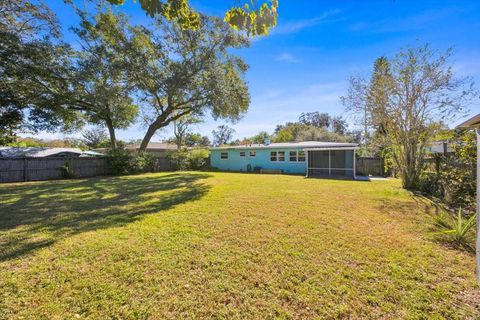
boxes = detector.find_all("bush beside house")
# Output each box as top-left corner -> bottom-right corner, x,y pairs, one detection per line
168,148 -> 210,171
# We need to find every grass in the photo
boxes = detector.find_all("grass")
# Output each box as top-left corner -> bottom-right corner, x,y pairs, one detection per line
0,171 -> 478,319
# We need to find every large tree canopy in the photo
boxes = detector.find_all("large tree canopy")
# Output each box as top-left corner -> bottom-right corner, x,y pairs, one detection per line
0,1 -> 81,142
92,11 -> 250,152
71,9 -> 139,149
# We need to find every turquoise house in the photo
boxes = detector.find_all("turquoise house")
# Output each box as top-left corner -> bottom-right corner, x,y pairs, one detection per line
210,141 -> 359,178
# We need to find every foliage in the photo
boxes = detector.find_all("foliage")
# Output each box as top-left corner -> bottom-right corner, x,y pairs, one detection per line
433,208 -> 476,250
131,152 -> 157,173
168,148 -> 209,170
250,131 -> 270,144
60,161 -> 75,179
184,133 -> 210,147
418,129 -> 476,212
104,0 -> 279,36
106,146 -> 158,175
0,0 -> 59,39
171,115 -> 203,148
106,146 -> 133,175
212,125 -> 235,146
273,122 -> 358,144
99,12 -> 250,152
224,0 -> 279,36
0,0 -> 83,140
342,45 -> 478,189
299,112 -> 330,128
70,9 -> 139,150
81,128 -> 110,149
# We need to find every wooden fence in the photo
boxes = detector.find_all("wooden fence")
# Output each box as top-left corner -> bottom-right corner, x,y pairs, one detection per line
0,156 -> 177,183
356,157 -> 386,177
0,157 -> 108,183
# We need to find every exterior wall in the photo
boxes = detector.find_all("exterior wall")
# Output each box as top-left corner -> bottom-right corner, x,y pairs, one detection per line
210,147 -> 307,174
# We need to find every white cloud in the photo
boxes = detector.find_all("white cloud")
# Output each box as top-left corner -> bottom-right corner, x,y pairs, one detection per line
348,7 -> 461,34
276,52 -> 301,63
272,9 -> 342,35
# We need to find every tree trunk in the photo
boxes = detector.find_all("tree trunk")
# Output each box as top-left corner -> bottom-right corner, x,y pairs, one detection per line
105,118 -> 117,150
139,124 -> 158,153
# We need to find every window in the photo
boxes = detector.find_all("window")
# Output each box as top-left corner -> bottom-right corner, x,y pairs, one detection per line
239,151 -> 245,157
289,151 -> 297,162
278,151 -> 285,161
298,151 -> 306,162
220,152 -> 228,160
249,151 -> 256,157
289,151 -> 306,162
270,151 -> 277,161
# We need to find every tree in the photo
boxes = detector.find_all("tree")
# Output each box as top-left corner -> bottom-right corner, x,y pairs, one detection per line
295,126 -> 357,143
212,125 -> 235,146
184,133 -> 210,147
104,0 -> 279,36
71,9 -> 139,149
299,112 -> 331,128
0,0 -> 81,142
0,0 -> 59,40
332,116 -> 347,135
250,131 -> 270,144
172,115 -> 202,148
343,45 -> 478,189
108,13 -> 250,152
81,128 -> 110,148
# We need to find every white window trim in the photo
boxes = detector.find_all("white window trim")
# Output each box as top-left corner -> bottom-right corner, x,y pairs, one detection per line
249,151 -> 256,158
239,151 -> 246,157
288,151 -> 306,162
289,151 -> 298,162
270,151 -> 278,162
298,151 -> 306,162
220,152 -> 229,160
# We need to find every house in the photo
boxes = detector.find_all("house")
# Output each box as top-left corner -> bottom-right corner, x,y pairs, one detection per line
210,141 -> 359,178
0,147 -> 101,158
426,141 -> 454,155
94,142 -> 178,158
125,142 -> 178,157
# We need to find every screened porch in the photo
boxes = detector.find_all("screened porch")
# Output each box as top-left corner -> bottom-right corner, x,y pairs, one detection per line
305,149 -> 356,179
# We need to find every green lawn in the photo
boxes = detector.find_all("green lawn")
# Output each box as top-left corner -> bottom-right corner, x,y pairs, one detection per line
0,172 -> 478,319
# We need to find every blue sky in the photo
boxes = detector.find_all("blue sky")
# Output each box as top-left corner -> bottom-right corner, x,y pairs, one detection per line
43,0 -> 480,142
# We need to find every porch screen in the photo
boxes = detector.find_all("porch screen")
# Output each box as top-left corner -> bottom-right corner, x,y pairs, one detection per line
307,150 -> 354,178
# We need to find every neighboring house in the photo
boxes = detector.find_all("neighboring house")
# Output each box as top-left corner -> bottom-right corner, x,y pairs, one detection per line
210,141 -> 359,178
0,147 -> 102,158
426,141 -> 453,155
94,142 -> 178,158
125,142 -> 178,157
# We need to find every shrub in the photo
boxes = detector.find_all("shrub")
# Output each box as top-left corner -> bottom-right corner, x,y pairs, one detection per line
60,161 -> 75,179
106,147 -> 158,175
417,130 -> 476,213
106,147 -> 132,175
131,152 -> 157,173
188,149 -> 210,170
168,148 -> 209,170
433,208 -> 476,250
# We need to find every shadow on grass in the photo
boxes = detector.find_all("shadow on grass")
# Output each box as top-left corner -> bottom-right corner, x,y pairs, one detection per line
0,172 -> 211,262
